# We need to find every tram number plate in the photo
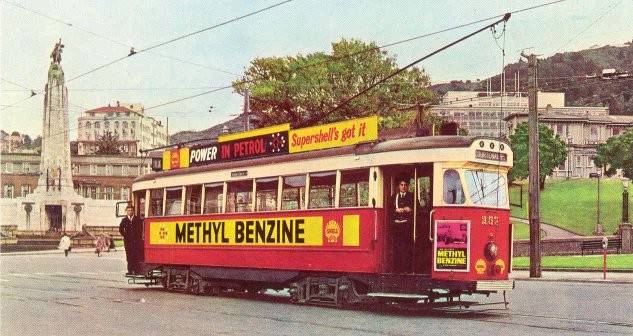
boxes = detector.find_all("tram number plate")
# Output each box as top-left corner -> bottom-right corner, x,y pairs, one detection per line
476,150 -> 507,161
481,215 -> 499,226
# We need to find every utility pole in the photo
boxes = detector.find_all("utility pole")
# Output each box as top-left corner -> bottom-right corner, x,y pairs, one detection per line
243,89 -> 251,131
521,52 -> 541,278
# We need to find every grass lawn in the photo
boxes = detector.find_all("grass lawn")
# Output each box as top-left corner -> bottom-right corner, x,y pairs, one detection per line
510,179 -> 632,236
512,254 -> 633,270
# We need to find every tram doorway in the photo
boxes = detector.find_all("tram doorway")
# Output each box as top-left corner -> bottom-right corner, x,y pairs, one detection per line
383,164 -> 433,274
45,205 -> 63,233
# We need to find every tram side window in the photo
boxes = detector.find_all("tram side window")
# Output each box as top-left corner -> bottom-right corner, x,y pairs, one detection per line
256,177 -> 278,211
133,190 -> 146,217
281,175 -> 305,210
339,169 -> 369,207
308,171 -> 336,209
227,180 -> 252,213
443,169 -> 465,204
465,170 -> 508,206
185,184 -> 202,214
417,176 -> 431,208
165,187 -> 182,215
149,189 -> 163,216
203,183 -> 224,214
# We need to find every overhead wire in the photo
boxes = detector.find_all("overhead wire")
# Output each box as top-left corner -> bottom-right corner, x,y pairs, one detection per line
1,0 -> 242,77
142,0 -> 568,116
551,0 -> 621,54
65,0 -> 293,83
10,0 -> 568,138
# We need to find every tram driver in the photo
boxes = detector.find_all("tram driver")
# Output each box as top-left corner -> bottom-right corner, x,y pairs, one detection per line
391,177 -> 414,273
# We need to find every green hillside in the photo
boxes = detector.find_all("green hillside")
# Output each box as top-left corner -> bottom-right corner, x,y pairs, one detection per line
432,42 -> 633,115
510,179 -> 632,236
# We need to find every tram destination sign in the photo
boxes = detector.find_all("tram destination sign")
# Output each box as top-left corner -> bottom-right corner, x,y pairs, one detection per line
475,149 -> 507,162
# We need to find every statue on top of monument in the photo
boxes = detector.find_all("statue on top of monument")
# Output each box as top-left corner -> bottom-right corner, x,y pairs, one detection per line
50,39 -> 64,64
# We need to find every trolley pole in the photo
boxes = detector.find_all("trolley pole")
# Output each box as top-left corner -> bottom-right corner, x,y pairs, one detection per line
522,52 -> 541,278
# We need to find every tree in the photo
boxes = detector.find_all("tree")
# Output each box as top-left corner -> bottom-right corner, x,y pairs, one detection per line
32,136 -> 42,153
233,38 -> 436,128
594,128 -> 633,178
509,123 -> 567,190
22,134 -> 32,148
94,131 -> 122,155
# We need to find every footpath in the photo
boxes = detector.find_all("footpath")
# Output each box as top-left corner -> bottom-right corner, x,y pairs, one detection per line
2,248 -> 631,284
511,270 -> 632,284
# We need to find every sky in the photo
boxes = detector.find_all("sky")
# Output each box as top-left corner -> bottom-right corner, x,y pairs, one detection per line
1,0 -> 632,140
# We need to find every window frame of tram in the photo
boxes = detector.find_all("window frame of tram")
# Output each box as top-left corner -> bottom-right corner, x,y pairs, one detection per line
226,180 -> 253,213
256,177 -> 279,212
133,191 -> 146,217
164,187 -> 183,216
442,169 -> 466,205
185,184 -> 202,215
339,168 -> 369,208
203,182 -> 224,214
464,170 -> 508,206
149,188 -> 164,216
308,171 -> 336,209
281,174 -> 306,210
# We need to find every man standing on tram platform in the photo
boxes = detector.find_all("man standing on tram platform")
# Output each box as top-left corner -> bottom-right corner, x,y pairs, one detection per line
391,177 -> 414,273
119,205 -> 143,275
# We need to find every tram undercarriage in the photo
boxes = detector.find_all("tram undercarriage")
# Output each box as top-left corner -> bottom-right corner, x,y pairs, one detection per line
127,264 -> 512,309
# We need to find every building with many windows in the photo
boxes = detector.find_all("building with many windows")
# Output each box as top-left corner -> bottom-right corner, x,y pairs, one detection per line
430,91 -> 590,137
505,109 -> 633,178
76,102 -> 168,156
1,153 -> 151,200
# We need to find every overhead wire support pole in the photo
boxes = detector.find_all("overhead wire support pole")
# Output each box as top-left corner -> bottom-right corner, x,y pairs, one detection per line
305,13 -> 512,127
521,52 -> 541,278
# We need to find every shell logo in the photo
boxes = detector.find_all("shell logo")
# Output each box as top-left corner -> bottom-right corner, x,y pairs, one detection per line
475,259 -> 486,275
495,259 -> 506,273
325,220 -> 340,243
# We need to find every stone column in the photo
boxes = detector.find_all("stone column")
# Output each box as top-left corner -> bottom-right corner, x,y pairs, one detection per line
23,202 -> 34,230
72,203 -> 83,232
620,224 -> 632,253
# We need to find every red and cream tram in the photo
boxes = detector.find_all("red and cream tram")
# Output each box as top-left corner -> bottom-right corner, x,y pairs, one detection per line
126,117 -> 514,307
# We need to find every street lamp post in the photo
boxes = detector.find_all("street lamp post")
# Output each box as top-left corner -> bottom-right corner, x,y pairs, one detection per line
566,138 -> 572,180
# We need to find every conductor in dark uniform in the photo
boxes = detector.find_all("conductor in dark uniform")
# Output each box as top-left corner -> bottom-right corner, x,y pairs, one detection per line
119,205 -> 143,275
391,177 -> 414,273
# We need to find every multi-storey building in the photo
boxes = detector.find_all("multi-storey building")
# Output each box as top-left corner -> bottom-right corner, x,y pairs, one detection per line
505,108 -> 633,178
76,102 -> 168,156
1,153 -> 151,200
431,91 -> 571,137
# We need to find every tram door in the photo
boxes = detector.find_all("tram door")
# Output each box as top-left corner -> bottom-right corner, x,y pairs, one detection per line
383,164 -> 433,274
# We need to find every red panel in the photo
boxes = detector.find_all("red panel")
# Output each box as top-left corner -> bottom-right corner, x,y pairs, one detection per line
143,208 -> 386,274
431,207 -> 511,281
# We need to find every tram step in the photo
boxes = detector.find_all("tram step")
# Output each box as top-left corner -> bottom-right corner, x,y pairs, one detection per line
366,292 -> 427,300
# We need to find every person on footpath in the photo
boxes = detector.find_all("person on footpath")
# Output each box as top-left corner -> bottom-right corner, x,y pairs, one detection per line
119,205 -> 143,275
58,233 -> 72,257
95,235 -> 108,257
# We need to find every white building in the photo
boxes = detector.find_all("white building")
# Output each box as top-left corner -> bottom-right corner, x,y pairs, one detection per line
77,102 -> 168,156
431,91 -> 611,137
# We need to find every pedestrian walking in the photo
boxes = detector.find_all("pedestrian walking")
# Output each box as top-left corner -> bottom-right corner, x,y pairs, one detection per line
58,233 -> 72,257
95,235 -> 108,257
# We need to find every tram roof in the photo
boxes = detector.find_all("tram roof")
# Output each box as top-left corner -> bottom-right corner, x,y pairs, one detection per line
135,135 -> 505,183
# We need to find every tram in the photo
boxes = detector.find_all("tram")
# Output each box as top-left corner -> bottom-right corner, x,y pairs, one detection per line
124,116 -> 514,307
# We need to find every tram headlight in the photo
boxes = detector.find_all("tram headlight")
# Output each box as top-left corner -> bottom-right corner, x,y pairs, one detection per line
484,242 -> 498,261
